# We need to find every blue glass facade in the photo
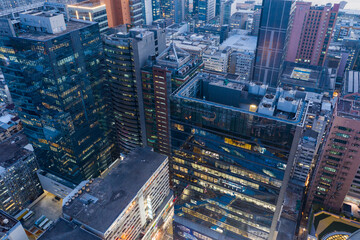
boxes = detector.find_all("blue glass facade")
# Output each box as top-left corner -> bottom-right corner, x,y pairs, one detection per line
170,74 -> 303,239
0,21 -> 113,184
252,0 -> 293,87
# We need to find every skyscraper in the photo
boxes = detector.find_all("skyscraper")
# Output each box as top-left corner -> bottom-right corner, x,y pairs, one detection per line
198,0 -> 216,22
103,27 -> 166,154
171,73 -> 308,239
141,44 -> 202,155
68,0 -> 109,33
252,0 -> 293,87
285,2 -> 339,66
103,0 -> 144,27
0,12 -> 113,184
307,95 -> 360,212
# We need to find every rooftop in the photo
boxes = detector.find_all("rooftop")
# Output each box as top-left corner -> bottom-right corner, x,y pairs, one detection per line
173,73 -> 308,125
280,62 -> 335,94
0,133 -> 32,169
337,95 -> 360,120
157,43 -> 191,68
68,0 -> 105,9
63,147 -> 168,233
0,210 -> 19,237
16,19 -> 95,41
344,70 -> 360,95
220,32 -> 257,52
39,218 -> 100,240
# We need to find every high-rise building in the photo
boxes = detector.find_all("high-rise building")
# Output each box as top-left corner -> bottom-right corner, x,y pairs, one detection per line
203,47 -> 231,73
0,0 -> 45,12
68,0 -> 109,33
174,0 -> 186,23
230,11 -> 250,30
103,0 -> 143,27
250,9 -> 261,36
103,27 -> 166,154
151,0 -> 161,22
198,0 -> 216,22
252,0 -> 293,87
307,95 -> 360,212
0,210 -> 28,240
160,0 -> 175,25
60,147 -> 173,240
141,44 -> 202,155
0,12 -> 113,184
220,0 -> 236,25
0,133 -> 43,215
171,72 -> 309,239
285,2 -> 339,66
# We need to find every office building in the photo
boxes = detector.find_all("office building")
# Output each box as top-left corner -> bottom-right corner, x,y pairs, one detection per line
307,95 -> 360,212
174,0 -> 185,23
252,0 -> 293,87
230,11 -> 251,30
103,27 -> 166,153
250,9 -> 261,36
68,0 -> 109,33
0,0 -> 45,12
0,133 -> 43,215
203,47 -> 231,73
290,101 -> 330,186
152,0 -> 161,22
103,0 -> 143,27
196,24 -> 229,43
285,2 -> 339,66
160,0 -> 175,25
279,62 -> 336,95
0,113 -> 22,142
198,0 -> 216,22
171,72 -> 309,239
225,31 -> 257,80
0,12 -> 113,184
141,44 -> 202,155
0,210 -> 28,240
220,0 -> 236,25
61,147 -> 173,240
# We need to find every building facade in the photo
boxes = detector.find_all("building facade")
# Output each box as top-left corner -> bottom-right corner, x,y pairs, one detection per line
62,147 -> 173,240
141,44 -> 202,155
171,73 -> 307,239
307,95 -> 360,212
0,12 -> 113,184
198,0 -> 216,22
252,0 -> 293,87
103,0 -> 143,27
285,2 -> 339,66
68,0 -> 109,33
103,27 -> 166,154
0,134 -> 43,215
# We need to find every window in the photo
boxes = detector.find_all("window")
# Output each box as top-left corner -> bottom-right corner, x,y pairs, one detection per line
335,132 -> 350,139
324,166 -> 336,173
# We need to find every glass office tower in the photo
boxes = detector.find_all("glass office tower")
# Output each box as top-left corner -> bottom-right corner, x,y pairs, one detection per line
252,0 -> 293,87
171,73 -> 306,239
0,14 -> 113,184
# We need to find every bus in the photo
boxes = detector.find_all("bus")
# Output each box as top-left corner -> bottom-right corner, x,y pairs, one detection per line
38,218 -> 49,229
35,215 -> 46,226
42,220 -> 53,230
22,211 -> 34,221
14,209 -> 29,221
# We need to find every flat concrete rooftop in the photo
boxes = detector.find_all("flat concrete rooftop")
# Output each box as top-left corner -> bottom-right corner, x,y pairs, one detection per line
38,218 -> 100,240
63,147 -> 167,233
16,19 -> 95,41
0,132 -> 31,168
